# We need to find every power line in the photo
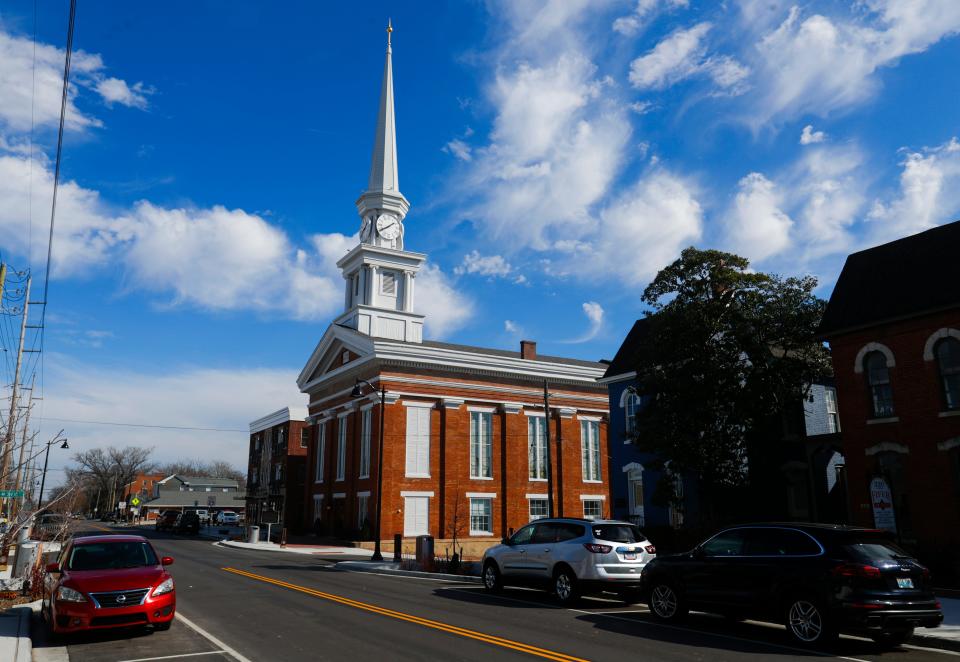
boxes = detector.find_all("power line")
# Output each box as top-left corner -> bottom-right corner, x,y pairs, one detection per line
39,417 -> 247,433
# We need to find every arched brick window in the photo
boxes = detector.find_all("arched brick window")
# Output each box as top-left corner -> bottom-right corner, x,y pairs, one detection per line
934,338 -> 960,411
864,351 -> 895,418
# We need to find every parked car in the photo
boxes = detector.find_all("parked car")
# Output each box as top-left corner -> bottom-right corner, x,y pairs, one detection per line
155,511 -> 179,532
42,534 -> 175,635
213,511 -> 239,525
173,512 -> 200,535
35,513 -> 71,541
482,518 -> 656,604
640,523 -> 943,648
192,509 -> 210,525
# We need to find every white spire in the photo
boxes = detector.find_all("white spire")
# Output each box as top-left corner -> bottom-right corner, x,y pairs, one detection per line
367,19 -> 399,194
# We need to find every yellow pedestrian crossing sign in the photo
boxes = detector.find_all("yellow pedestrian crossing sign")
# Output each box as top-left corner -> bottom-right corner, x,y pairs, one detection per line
130,496 -> 141,507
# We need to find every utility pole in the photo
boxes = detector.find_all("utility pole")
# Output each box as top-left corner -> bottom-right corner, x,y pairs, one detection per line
11,375 -> 36,520
1,275 -> 30,514
543,379 -> 554,518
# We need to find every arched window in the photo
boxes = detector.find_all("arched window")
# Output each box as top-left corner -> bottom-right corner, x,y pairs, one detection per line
864,351 -> 895,418
624,391 -> 641,436
935,338 -> 960,411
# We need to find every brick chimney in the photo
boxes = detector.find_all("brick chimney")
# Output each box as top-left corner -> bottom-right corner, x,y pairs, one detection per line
520,340 -> 537,360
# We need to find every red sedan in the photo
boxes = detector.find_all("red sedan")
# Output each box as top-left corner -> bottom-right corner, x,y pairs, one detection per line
43,534 -> 175,635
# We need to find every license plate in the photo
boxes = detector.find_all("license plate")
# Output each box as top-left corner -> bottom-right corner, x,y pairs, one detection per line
624,552 -> 637,560
897,577 -> 914,588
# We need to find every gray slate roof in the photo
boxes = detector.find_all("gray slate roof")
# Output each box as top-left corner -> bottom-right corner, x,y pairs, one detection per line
145,490 -> 247,508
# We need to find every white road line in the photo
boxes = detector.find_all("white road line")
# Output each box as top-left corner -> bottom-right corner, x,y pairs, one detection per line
116,652 -> 228,662
174,611 -> 254,662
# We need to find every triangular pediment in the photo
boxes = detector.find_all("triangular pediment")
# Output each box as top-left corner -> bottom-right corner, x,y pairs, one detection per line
297,324 -> 375,391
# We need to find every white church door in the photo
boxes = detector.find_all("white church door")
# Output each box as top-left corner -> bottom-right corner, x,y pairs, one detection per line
403,496 -> 429,537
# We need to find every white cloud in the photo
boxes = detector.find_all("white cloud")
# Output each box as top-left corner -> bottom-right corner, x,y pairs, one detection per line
95,77 -> 152,109
562,301 -> 605,343
800,125 -> 826,144
746,2 -> 960,126
628,22 -> 749,94
0,28 -> 151,133
723,172 -> 793,261
443,138 -> 472,161
504,319 -> 523,335
613,0 -> 690,37
868,137 -> 960,242
553,168 -> 702,284
454,250 -> 515,278
416,264 -> 474,338
36,356 -> 304,477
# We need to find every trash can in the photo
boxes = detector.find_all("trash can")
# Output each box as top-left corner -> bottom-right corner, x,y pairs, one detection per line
415,535 -> 434,564
17,525 -> 31,543
248,525 -> 260,544
12,541 -> 40,579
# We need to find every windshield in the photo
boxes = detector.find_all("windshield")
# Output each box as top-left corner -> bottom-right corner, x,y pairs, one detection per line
67,542 -> 159,571
591,524 -> 646,543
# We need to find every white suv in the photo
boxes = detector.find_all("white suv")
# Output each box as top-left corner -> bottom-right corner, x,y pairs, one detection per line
482,518 -> 656,604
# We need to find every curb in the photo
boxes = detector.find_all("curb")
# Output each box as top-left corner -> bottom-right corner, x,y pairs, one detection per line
216,540 -> 318,555
910,631 -> 960,653
0,600 -> 39,662
336,560 -> 481,583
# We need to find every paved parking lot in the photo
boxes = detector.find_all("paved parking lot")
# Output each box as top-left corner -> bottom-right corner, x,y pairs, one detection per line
31,611 -> 245,662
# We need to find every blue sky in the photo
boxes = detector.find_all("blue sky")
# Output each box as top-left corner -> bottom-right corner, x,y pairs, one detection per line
1,1 -> 959,479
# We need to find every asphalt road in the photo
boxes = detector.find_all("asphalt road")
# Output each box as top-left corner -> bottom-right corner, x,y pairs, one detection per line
52,526 -> 958,662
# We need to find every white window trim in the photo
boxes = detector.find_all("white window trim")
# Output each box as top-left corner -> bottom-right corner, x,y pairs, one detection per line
467,405 -> 497,413
578,414 -> 602,422
470,410 -> 494,479
528,477 -> 548,482
336,416 -> 347,482
579,494 -> 607,500
466,492 -> 497,498
402,400 -> 435,408
333,492 -> 346,499
400,490 -> 435,497
359,402 -> 375,412
315,424 -> 326,484
357,490 -> 371,497
470,476 -> 494,481
525,493 -> 548,499
469,496 -> 494,536
405,405 -> 431,478
582,479 -> 603,484
523,411 -> 546,417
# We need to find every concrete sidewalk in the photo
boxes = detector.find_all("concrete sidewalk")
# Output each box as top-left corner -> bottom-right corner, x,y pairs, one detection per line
914,596 -> 960,649
218,539 -> 378,556
0,600 -> 37,662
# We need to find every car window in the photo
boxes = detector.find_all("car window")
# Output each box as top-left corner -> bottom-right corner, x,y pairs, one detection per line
591,524 -> 645,543
531,522 -> 559,544
511,525 -> 535,545
556,523 -> 585,542
68,542 -> 159,570
840,535 -> 913,562
701,530 -> 747,556
743,528 -> 822,556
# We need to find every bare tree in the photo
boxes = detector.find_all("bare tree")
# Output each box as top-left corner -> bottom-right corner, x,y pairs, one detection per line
446,481 -> 466,569
71,446 -> 154,514
155,459 -> 245,486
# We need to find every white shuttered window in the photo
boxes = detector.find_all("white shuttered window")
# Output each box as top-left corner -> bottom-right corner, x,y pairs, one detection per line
580,420 -> 600,482
359,409 -> 372,478
336,416 -> 347,482
470,412 -> 493,479
405,407 -> 431,477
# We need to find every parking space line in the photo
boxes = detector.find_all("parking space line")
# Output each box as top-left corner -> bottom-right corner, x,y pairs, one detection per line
174,610 -> 254,662
222,566 -> 588,662
116,652 -> 228,662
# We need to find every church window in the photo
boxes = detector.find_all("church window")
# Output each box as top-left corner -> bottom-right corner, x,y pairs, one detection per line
935,338 -> 960,410
580,421 -> 600,482
864,351 -> 895,418
528,416 -> 547,480
470,412 -> 492,479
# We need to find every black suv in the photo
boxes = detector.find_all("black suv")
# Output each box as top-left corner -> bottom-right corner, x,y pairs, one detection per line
174,512 -> 200,535
640,523 -> 943,648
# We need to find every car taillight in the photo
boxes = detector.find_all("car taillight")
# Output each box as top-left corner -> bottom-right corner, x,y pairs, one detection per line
583,543 -> 612,554
832,563 -> 881,579
644,545 -> 656,554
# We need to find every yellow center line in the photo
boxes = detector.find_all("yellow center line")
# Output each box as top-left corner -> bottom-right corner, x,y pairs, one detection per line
221,566 -> 589,662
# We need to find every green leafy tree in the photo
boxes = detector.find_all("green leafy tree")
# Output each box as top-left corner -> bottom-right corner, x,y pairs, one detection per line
633,248 -> 831,524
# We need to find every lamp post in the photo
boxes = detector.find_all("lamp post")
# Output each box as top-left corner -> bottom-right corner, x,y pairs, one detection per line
351,378 -> 386,561
37,430 -> 69,510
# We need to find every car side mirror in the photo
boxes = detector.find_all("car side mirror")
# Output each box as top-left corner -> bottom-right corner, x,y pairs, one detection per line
161,556 -> 174,566
46,562 -> 60,573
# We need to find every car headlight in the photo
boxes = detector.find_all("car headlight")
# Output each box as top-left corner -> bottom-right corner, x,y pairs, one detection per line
152,577 -> 175,597
56,586 -> 87,603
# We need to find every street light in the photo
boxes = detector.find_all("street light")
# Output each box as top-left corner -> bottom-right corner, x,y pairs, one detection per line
351,378 -> 386,561
37,430 -> 69,510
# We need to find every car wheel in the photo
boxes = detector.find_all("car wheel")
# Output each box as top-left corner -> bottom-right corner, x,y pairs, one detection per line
871,627 -> 914,650
154,621 -> 172,632
482,561 -> 503,593
553,567 -> 580,605
785,597 -> 836,646
649,582 -> 687,621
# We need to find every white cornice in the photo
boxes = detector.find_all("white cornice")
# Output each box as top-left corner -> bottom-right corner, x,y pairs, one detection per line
249,406 -> 309,434
597,371 -> 636,385
379,375 -> 607,403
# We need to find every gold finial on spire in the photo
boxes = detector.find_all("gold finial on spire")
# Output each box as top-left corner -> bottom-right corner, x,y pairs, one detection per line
387,18 -> 393,47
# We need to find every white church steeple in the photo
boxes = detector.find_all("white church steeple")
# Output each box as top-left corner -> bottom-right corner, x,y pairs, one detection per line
357,19 -> 410,250
335,21 -> 426,344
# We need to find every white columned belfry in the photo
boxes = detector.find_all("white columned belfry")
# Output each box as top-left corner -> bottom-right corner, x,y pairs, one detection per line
335,21 -> 426,343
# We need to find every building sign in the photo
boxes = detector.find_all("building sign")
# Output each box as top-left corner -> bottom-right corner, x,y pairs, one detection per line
870,477 -> 897,533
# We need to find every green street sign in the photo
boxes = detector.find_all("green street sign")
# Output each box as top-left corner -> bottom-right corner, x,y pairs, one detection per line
0,490 -> 24,498
130,496 -> 141,506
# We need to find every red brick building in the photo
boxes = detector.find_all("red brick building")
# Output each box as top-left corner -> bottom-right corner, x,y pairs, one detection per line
246,407 -> 309,534
296,30 -> 610,556
819,221 -> 960,580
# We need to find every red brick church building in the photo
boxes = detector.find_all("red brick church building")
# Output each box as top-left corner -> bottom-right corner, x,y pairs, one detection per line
297,27 -> 609,555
